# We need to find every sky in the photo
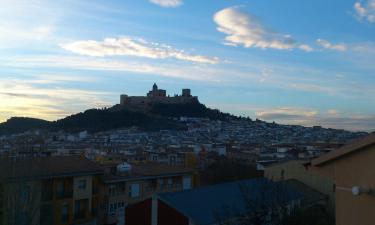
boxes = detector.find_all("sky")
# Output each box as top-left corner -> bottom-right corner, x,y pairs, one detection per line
0,0 -> 374,132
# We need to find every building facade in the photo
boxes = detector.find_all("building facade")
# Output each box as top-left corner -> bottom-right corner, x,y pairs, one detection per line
99,162 -> 195,225
311,133 -> 375,225
126,178 -> 303,225
0,156 -> 103,225
264,160 -> 335,211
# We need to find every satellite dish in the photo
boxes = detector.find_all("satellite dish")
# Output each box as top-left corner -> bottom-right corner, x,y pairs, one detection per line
352,186 -> 361,196
117,162 -> 132,172
352,186 -> 370,196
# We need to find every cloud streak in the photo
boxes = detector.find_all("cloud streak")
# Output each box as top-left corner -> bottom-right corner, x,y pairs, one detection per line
149,0 -> 182,8
316,39 -> 347,51
61,37 -> 219,64
255,107 -> 374,132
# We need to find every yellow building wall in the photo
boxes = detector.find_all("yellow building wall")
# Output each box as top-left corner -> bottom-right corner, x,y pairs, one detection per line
324,145 -> 375,225
265,160 -> 335,210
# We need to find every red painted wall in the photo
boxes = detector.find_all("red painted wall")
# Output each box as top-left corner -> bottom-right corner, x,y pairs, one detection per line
126,199 -> 152,225
158,200 -> 189,225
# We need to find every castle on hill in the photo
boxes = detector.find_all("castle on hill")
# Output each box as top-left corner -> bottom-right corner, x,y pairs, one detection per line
120,83 -> 199,107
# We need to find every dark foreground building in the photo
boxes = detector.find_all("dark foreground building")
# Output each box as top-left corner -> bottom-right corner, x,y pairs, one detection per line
126,178 -> 303,225
0,156 -> 103,225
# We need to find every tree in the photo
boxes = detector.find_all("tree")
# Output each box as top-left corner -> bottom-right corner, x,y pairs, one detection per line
281,205 -> 334,225
214,180 -> 299,225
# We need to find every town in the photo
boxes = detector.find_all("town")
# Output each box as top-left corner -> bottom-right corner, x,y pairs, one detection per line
1,0 -> 374,224
0,84 -> 372,225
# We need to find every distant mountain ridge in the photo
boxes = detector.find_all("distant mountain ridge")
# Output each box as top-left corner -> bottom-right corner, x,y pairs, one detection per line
0,102 -> 235,135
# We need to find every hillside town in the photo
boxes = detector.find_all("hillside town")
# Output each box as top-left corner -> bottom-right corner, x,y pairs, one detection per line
0,85 -> 373,225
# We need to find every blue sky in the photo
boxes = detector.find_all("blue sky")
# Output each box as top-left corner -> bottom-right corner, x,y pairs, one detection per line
0,0 -> 374,131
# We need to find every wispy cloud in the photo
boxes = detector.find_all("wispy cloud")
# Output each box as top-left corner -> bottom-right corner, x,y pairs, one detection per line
1,55 -> 223,81
61,37 -> 219,64
316,39 -> 347,51
207,103 -> 374,132
298,44 -> 314,52
0,78 -> 113,122
255,106 -> 374,131
213,6 -> 299,50
28,74 -> 98,84
0,24 -> 54,48
2,54 -> 375,99
149,0 -> 182,8
354,0 -> 375,23
256,107 -> 318,121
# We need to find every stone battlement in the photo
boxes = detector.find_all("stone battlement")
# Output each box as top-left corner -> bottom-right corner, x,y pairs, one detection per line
120,83 -> 199,107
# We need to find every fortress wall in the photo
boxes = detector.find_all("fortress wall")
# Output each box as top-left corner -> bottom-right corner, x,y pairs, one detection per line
120,89 -> 199,106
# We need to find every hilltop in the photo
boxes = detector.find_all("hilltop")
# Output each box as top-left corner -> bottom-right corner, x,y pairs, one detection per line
0,102 -> 235,135
0,83 -> 368,141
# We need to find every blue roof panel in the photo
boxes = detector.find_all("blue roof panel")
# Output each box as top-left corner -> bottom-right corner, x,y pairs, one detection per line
158,178 -> 303,225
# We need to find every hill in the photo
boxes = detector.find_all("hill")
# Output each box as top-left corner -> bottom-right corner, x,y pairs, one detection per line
0,102 -> 232,135
0,117 -> 50,135
0,102 -> 368,140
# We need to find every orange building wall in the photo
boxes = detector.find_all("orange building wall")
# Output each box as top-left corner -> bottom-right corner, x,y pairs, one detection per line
313,144 -> 375,225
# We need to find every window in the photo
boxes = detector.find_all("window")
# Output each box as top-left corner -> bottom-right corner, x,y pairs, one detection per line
167,178 -> 173,188
109,203 -> 116,216
129,183 -> 140,198
169,155 -> 176,165
183,176 -> 192,190
159,178 -> 164,188
74,199 -> 88,220
20,186 -> 30,202
109,185 -> 115,196
57,180 -> 64,195
61,203 -> 69,223
118,202 -> 124,208
78,180 -> 86,190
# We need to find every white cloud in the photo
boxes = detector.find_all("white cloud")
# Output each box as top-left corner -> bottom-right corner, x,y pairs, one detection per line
61,37 -> 219,64
1,55 -> 223,81
0,78 -> 112,122
254,106 -> 374,132
149,0 -> 182,8
327,109 -> 340,116
0,24 -> 54,48
213,6 -> 296,50
298,44 -> 314,52
354,0 -> 375,23
256,107 -> 318,121
316,39 -> 347,51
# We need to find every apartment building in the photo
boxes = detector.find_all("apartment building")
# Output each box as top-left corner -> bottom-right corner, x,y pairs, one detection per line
311,133 -> 375,225
126,178 -> 303,225
264,160 -> 335,211
0,156 -> 103,225
99,162 -> 195,225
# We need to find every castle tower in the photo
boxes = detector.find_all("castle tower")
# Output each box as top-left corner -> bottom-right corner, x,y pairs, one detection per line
152,83 -> 158,91
182,89 -> 191,97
